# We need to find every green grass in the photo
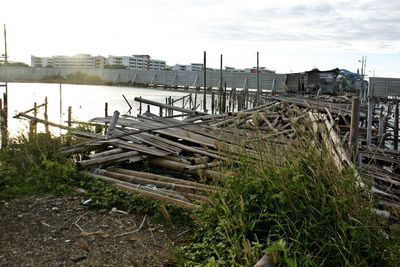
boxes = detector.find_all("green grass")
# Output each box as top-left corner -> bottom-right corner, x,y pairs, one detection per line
0,133 -> 192,222
178,130 -> 400,266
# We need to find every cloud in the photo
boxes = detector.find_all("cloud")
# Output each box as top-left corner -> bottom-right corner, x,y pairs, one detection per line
194,0 -> 400,53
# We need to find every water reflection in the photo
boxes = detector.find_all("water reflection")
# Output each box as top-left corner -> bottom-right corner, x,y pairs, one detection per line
3,83 -> 207,135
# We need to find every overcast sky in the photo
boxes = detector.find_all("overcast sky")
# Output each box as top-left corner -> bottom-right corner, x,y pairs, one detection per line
2,0 -> 400,77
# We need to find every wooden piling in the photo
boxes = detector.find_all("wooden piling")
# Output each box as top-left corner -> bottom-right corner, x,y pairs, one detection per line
0,99 -> 4,149
59,83 -> 62,124
105,102 -> 108,117
44,96 -> 49,134
394,100 -> 399,150
30,102 -> 38,134
219,54 -> 223,114
255,51 -> 260,107
139,97 -> 142,114
349,97 -> 360,162
203,51 -> 207,112
67,106 -> 72,128
223,81 -> 227,113
3,92 -> 7,137
211,91 -> 215,114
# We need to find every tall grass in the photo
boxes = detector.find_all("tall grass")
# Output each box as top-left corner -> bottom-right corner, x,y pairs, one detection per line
179,125 -> 400,266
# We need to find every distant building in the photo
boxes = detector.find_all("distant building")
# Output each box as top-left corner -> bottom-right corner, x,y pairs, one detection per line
244,67 -> 275,74
31,54 -> 105,69
106,55 -> 165,70
171,63 -> 204,72
31,54 -> 165,70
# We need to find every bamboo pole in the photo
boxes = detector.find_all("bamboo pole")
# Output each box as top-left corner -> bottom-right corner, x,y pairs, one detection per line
349,97 -> 360,162
67,106 -> 72,128
203,51 -> 207,112
44,96 -> 49,134
394,100 -> 399,150
84,172 -> 199,210
0,99 -> 4,149
134,97 -> 207,115
31,102 -> 38,134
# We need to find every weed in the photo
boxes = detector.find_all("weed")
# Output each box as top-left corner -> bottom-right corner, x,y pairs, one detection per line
179,129 -> 400,266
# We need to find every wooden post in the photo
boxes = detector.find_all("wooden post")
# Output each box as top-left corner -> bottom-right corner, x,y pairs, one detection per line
67,106 -> 72,129
349,97 -> 360,162
30,102 -> 38,134
168,96 -> 172,116
203,51 -> 207,112
159,106 -> 163,117
366,95 -> 373,148
394,100 -> 399,150
59,83 -> 62,124
44,96 -> 49,134
223,81 -> 227,113
211,91 -> 215,114
219,54 -> 223,114
147,105 -> 150,113
139,97 -> 142,114
3,92 -> 7,138
107,110 -> 120,139
255,51 -> 260,107
378,106 -> 385,148
0,99 -> 3,149
105,102 -> 108,117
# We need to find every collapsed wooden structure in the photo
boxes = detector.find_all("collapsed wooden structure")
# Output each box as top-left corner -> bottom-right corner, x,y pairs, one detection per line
14,93 -> 400,219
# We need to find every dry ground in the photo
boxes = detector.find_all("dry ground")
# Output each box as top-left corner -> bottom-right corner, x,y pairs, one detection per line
0,196 -> 190,267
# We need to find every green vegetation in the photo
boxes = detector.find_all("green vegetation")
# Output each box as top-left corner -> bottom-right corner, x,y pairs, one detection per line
0,61 -> 30,67
65,71 -> 105,85
41,71 -> 105,85
178,131 -> 400,266
1,128 -> 399,266
0,133 -> 81,198
0,133 -> 189,220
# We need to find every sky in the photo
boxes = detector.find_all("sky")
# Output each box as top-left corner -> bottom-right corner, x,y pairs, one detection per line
2,0 -> 400,77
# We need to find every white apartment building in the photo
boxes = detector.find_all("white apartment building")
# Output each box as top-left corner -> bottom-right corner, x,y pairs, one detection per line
107,55 -> 166,70
31,54 -> 164,70
31,54 -> 105,69
171,63 -> 204,71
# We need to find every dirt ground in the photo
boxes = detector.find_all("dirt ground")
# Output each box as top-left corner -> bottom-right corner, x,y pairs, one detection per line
0,196 -> 190,267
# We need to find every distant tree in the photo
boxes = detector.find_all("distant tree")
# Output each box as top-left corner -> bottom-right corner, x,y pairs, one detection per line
0,61 -> 30,67
66,71 -> 104,85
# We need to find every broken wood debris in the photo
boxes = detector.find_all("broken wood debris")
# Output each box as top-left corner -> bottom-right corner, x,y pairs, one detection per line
15,94 -> 400,216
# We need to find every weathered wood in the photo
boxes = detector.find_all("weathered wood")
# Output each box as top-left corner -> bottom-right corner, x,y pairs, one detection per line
394,101 -> 399,150
96,168 -> 211,195
78,151 -> 140,168
134,97 -> 207,116
44,97 -> 49,134
108,167 -> 218,190
84,172 -> 200,210
349,97 -> 360,162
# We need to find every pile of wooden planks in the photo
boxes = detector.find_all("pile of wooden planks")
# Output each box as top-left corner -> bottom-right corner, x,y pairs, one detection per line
15,94 -> 400,215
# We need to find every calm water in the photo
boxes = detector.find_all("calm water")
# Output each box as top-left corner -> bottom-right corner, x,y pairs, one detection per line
2,83 -> 209,135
